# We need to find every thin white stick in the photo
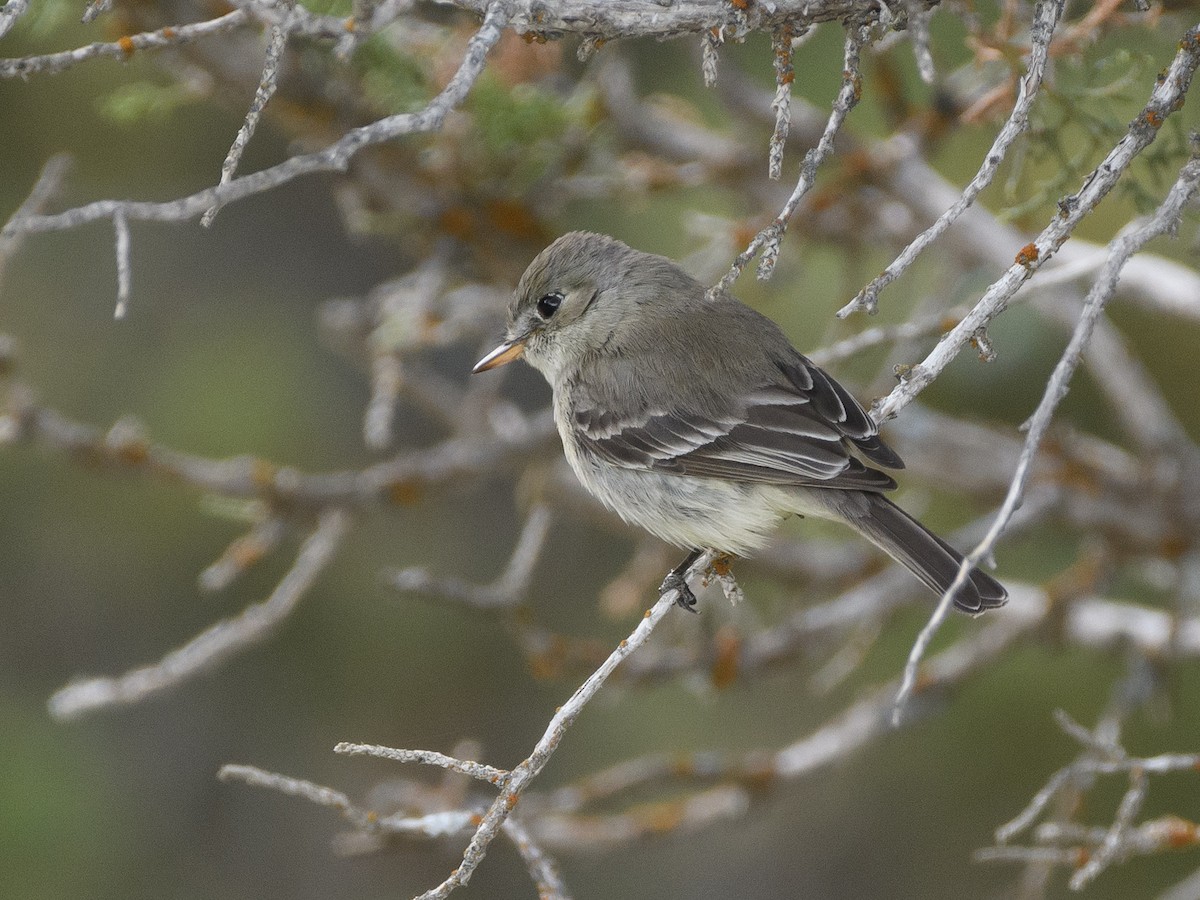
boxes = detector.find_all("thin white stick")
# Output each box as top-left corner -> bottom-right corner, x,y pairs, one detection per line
113,209 -> 131,319
873,26 -> 1200,423
893,157 -> 1200,724
49,508 -> 352,719
841,0 -> 1064,317
202,22 -> 290,227
710,29 -> 865,295
416,551 -> 715,899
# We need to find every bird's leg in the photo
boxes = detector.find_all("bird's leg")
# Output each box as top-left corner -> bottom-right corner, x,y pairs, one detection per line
661,548 -> 705,612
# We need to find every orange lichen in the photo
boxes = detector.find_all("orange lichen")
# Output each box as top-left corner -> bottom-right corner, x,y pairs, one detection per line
1015,243 -> 1040,267
112,437 -> 149,465
230,536 -> 268,569
250,458 -> 277,489
438,206 -> 474,240
161,27 -> 176,39
1163,817 -> 1200,848
387,479 -> 424,506
484,198 -> 543,240
847,72 -> 863,102
635,801 -> 685,833
710,625 -> 740,690
117,35 -> 136,58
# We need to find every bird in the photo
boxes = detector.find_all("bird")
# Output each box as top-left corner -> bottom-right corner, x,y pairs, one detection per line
472,231 -> 1006,614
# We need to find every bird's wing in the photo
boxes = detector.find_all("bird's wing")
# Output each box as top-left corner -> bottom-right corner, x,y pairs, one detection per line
571,358 -> 902,492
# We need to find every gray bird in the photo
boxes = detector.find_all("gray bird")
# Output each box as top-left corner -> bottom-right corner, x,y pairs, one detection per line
474,231 -> 1006,613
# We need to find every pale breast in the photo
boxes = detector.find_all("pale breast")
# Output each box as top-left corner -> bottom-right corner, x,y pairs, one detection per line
553,390 -> 785,555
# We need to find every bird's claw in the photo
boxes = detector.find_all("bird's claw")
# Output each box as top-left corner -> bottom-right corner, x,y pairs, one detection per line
661,571 -> 699,613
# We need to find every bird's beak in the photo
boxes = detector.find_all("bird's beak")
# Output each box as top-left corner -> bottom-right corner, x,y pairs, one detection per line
472,338 -> 526,373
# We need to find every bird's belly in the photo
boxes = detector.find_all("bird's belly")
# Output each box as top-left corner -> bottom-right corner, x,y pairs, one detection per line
563,444 -> 785,557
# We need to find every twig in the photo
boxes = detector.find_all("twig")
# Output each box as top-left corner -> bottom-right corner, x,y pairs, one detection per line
218,763 -> 377,830
892,156 -> 1200,724
415,551 -> 715,899
388,504 -> 552,609
873,24 -> 1200,423
501,818 -> 571,900
0,0 -> 29,39
711,29 -> 866,294
907,0 -> 935,84
807,304 -> 969,367
0,154 -> 71,287
113,209 -> 131,319
48,508 -> 352,720
768,25 -> 795,180
199,515 -> 285,592
334,743 -> 508,784
980,700 -> 1200,889
701,28 -> 721,87
81,0 -> 112,25
5,392 -> 556,509
2,2 -> 513,239
0,11 -> 254,78
842,0 -> 1064,317
446,0 -> 896,40
1033,298 -> 1190,453
202,21 -> 291,227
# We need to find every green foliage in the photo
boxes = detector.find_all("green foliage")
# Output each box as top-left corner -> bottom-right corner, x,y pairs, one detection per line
96,81 -> 197,125
463,73 -> 578,194
353,34 -> 430,114
17,0 -> 75,40
1000,46 -> 1193,223
296,0 -> 352,17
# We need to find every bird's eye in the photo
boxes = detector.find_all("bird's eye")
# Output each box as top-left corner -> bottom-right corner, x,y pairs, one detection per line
536,292 -> 564,319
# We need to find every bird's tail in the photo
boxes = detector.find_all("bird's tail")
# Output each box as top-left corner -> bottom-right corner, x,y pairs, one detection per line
842,492 -> 1007,614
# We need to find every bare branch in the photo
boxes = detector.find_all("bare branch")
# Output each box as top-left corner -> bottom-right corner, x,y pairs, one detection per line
388,504 -> 552,609
0,11 -> 254,78
5,392 -> 556,509
219,763 -> 377,829
113,209 -> 131,319
893,155 -> 1200,723
768,25 -> 796,180
199,515 -> 285,592
0,154 -> 71,287
0,0 -> 29,40
416,551 -> 715,899
202,20 -> 291,227
980,697 -> 1200,889
501,818 -> 571,900
445,0 -> 897,40
711,29 -> 866,294
80,0 -> 113,25
334,743 -> 508,784
873,24 -> 1200,423
48,508 -> 352,720
2,2 -> 513,239
842,0 -> 1064,317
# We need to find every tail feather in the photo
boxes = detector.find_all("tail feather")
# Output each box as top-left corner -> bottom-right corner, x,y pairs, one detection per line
843,493 -> 1007,613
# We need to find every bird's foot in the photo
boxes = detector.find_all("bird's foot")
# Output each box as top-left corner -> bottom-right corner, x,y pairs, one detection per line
661,569 -> 699,612
661,548 -> 706,613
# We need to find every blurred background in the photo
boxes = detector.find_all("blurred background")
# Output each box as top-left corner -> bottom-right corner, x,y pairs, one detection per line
3,2 -> 1200,898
